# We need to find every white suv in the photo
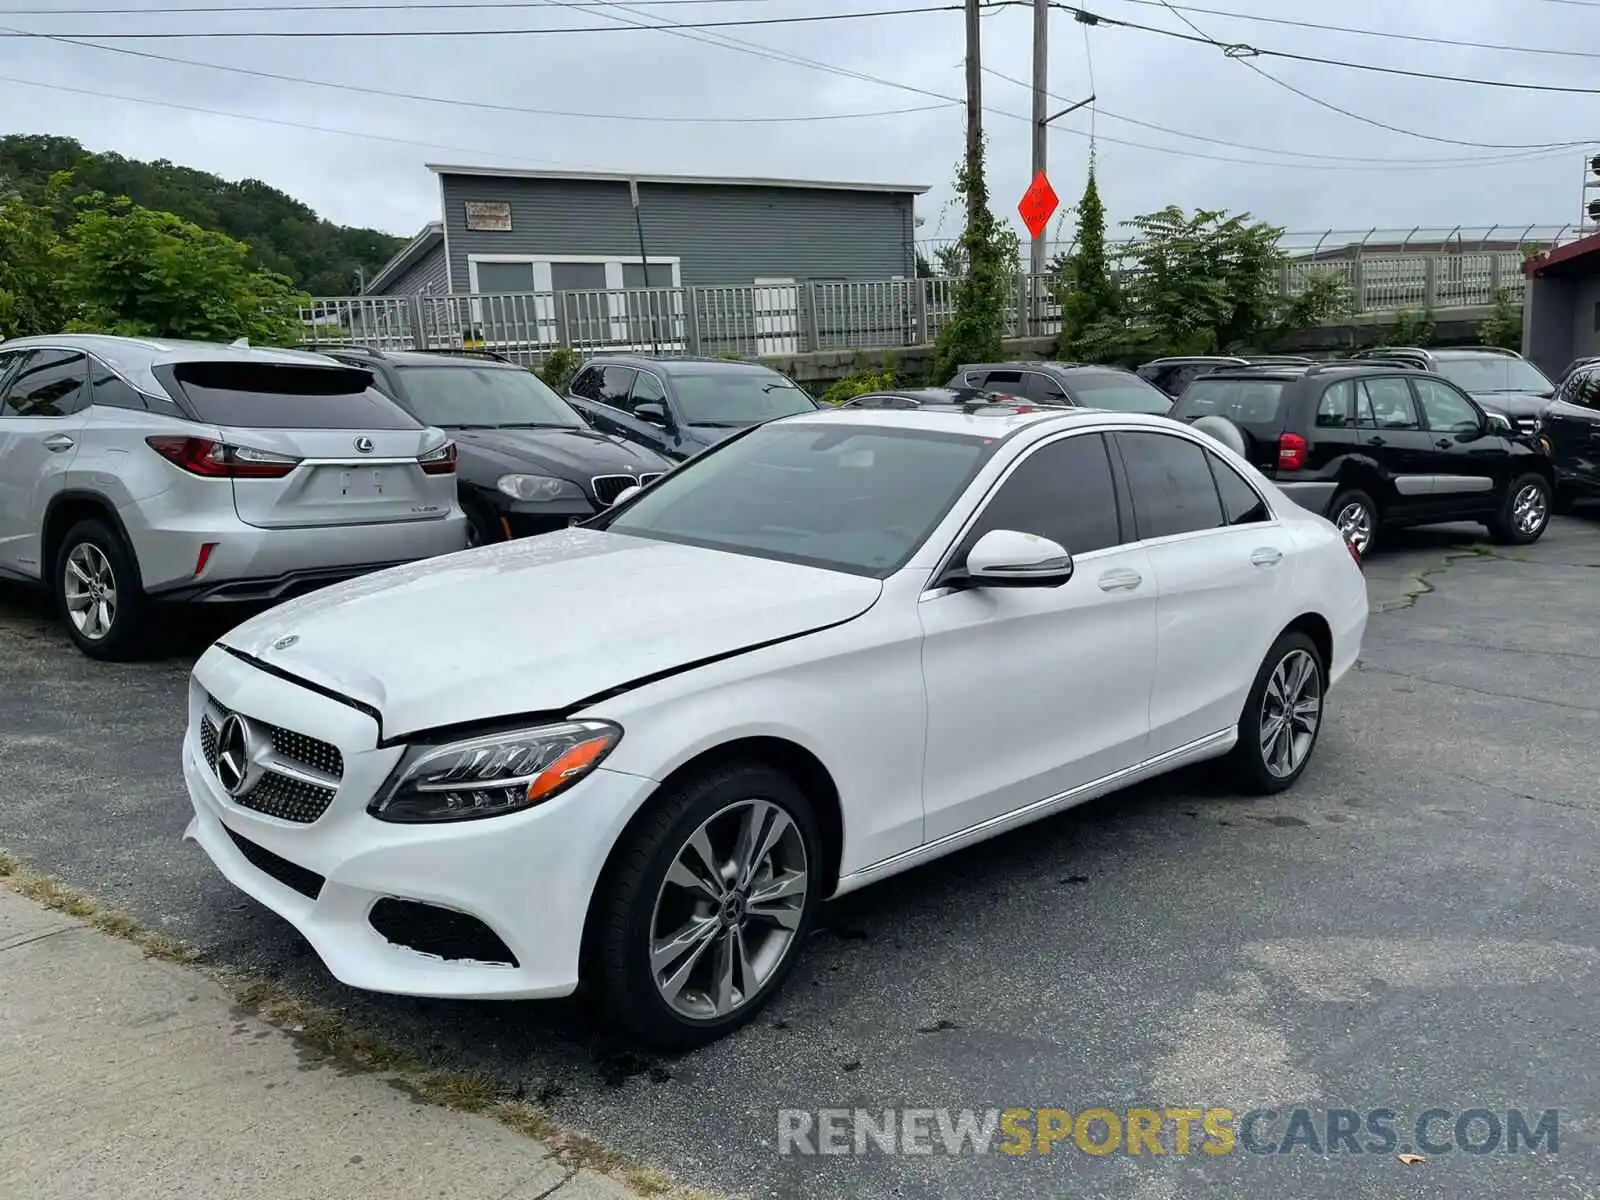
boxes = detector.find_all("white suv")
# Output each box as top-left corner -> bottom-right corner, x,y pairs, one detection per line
0,334 -> 466,658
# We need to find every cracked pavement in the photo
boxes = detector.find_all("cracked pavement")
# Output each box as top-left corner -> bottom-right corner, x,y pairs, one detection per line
1,517 -> 1598,1199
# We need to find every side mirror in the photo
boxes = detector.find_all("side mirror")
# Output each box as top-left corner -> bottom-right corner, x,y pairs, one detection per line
959,529 -> 1074,588
1485,411 -> 1513,435
635,402 -> 670,427
609,484 -> 642,508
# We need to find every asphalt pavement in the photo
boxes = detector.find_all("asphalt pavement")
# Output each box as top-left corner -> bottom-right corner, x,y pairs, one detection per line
2,518 -> 1598,1200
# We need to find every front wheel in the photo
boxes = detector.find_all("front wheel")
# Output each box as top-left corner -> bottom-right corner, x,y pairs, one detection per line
53,518 -> 149,660
590,763 -> 821,1050
1488,473 -> 1551,545
1227,630 -> 1327,795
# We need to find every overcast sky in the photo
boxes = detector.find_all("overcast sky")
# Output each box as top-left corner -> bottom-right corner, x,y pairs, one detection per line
1,0 -> 1593,252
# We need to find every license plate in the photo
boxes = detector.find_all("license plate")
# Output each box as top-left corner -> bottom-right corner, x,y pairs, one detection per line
310,466 -> 408,500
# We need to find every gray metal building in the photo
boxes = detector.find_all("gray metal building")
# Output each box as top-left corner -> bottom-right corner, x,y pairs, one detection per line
1522,232 -> 1600,377
363,165 -> 927,298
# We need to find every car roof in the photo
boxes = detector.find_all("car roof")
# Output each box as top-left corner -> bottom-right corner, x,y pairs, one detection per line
325,347 -> 521,369
1187,362 -> 1420,383
863,386 -> 998,403
780,404 -> 1170,438
582,355 -> 783,375
0,333 -> 344,395
1142,355 -> 1249,366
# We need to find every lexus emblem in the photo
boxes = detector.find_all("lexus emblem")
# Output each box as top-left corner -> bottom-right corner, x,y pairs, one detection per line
214,713 -> 255,797
354,435 -> 375,454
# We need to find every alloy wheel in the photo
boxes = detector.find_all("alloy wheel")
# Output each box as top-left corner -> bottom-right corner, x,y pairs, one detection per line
1513,482 -> 1548,536
1259,648 -> 1322,779
63,543 -> 118,642
1335,501 -> 1373,555
649,798 -> 809,1021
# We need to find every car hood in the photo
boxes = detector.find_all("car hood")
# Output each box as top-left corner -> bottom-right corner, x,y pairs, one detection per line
683,424 -> 742,449
450,426 -> 672,480
1468,390 -> 1553,417
217,529 -> 882,739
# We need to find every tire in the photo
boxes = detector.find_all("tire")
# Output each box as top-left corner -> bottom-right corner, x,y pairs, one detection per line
1327,487 -> 1378,557
1227,630 -> 1327,795
1488,472 -> 1552,545
52,518 -> 150,661
590,761 -> 822,1050
462,499 -> 501,548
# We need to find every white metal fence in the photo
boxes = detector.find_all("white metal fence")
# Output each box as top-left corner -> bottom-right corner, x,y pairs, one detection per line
300,252 -> 1525,362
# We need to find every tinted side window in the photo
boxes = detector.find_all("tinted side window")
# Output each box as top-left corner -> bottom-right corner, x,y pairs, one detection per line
0,350 -> 26,399
984,370 -> 1024,387
598,365 -> 637,411
1360,378 -> 1420,430
2,350 -> 88,417
1315,381 -> 1356,428
1413,378 -> 1481,433
1208,454 -> 1270,525
960,433 -> 1123,558
569,367 -> 603,401
631,370 -> 667,407
89,361 -> 149,411
1024,373 -> 1069,404
1116,431 -> 1225,539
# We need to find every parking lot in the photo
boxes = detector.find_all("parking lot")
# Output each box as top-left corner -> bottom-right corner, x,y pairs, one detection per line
3,517 -> 1599,1200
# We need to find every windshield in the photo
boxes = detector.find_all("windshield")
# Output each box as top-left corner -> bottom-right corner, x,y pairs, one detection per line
1433,355 -> 1554,396
670,370 -> 817,426
1169,378 -> 1288,428
395,365 -> 585,428
604,423 -> 994,576
1063,370 -> 1173,414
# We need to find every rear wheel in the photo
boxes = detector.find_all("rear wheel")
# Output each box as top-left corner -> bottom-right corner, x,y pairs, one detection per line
1488,473 -> 1551,545
462,499 -> 502,548
591,762 -> 821,1050
1328,488 -> 1378,556
53,518 -> 149,660
1228,630 -> 1326,795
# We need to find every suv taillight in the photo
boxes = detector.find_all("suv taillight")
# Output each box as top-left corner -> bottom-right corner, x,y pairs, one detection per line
418,441 -> 457,475
1277,432 -> 1307,472
146,436 -> 300,479
1345,536 -> 1363,570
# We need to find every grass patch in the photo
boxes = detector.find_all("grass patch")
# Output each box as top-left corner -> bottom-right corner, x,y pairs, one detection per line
0,846 -> 711,1199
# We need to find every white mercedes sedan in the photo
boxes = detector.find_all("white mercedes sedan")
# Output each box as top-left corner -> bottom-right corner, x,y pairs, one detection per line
182,406 -> 1367,1049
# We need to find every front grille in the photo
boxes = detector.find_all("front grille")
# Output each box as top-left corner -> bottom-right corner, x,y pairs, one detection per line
638,472 -> 664,487
591,473 -> 640,506
225,827 -> 325,900
1517,418 -> 1538,436
198,699 -> 342,825
368,899 -> 518,966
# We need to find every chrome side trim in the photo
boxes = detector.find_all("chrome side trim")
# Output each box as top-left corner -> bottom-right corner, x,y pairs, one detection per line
834,727 -> 1237,895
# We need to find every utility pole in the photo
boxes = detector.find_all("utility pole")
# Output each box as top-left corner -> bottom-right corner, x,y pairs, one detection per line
1029,0 -> 1048,286
964,0 -> 983,237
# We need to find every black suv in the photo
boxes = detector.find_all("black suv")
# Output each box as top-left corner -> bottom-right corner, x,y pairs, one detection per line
948,361 -> 1172,413
1539,361 -> 1600,512
566,355 -> 818,460
325,347 -> 672,545
1349,346 -> 1556,436
1169,362 -> 1555,553
1137,355 -> 1313,398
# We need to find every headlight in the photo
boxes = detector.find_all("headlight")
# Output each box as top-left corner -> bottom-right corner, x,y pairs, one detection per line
370,720 -> 621,823
496,473 -> 582,502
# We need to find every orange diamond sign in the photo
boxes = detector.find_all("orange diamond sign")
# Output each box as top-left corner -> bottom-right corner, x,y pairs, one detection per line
1018,171 -> 1059,240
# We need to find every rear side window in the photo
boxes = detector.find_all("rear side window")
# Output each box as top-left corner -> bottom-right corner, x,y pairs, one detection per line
2,349 -> 89,417
1116,431 -> 1225,539
1208,454 -> 1270,525
90,362 -> 148,411
1316,381 -> 1356,428
1359,377 -> 1420,431
1169,378 -> 1287,430
156,362 -> 419,429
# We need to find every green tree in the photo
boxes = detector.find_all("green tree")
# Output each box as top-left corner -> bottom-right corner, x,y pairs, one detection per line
1388,308 -> 1436,347
1054,162 -> 1119,358
0,194 -> 66,339
61,193 -> 309,343
929,139 -> 1012,383
1477,287 -> 1522,351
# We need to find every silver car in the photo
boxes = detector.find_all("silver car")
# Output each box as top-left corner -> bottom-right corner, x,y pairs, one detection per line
0,334 -> 467,659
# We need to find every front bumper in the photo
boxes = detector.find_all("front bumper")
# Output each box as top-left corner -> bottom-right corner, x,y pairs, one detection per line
180,646 -> 657,1000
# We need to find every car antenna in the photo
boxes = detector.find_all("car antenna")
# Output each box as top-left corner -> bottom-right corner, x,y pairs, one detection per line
230,337 -> 249,348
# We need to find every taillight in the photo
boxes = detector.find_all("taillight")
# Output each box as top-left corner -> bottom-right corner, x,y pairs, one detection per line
419,441 -> 457,475
146,436 -> 299,478
1345,537 -> 1363,570
1277,432 -> 1307,472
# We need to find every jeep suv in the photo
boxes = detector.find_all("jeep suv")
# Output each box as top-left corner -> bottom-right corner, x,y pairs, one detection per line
1169,362 -> 1555,553
1349,346 -> 1556,436
0,334 -> 465,659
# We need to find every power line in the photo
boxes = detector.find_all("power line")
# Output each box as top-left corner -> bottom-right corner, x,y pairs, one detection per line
0,1 -> 985,36
1101,0 -> 1600,61
0,0 -> 791,9
1053,3 -> 1600,96
9,27 -> 957,123
1130,0 -> 1595,151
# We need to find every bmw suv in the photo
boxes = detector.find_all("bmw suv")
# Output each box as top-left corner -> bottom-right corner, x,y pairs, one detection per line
0,335 -> 465,659
1349,346 -> 1556,437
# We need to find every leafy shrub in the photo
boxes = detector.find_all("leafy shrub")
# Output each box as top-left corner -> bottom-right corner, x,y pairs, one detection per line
819,367 -> 895,407
538,345 -> 580,391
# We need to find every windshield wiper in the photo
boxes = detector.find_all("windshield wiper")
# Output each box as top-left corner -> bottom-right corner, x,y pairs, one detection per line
491,421 -> 581,429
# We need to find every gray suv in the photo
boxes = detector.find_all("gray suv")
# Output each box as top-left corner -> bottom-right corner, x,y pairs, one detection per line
0,334 -> 467,659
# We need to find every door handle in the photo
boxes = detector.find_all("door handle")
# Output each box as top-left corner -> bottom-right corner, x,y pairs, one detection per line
42,434 -> 75,452
1365,436 -> 1386,447
1250,547 -> 1284,568
1098,568 -> 1143,592
1435,439 -> 1452,449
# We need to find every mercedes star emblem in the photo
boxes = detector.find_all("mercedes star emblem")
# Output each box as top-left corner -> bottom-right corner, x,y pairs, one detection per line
214,713 -> 254,797
354,435 -> 375,454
